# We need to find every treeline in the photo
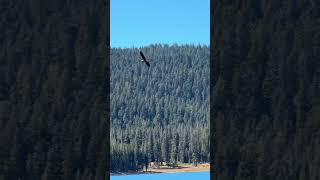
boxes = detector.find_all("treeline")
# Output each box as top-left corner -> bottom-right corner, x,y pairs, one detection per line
111,45 -> 209,172
111,123 -> 209,172
212,0 -> 320,180
0,0 -> 108,180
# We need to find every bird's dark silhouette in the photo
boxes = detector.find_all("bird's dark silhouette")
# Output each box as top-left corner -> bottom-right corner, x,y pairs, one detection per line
139,51 -> 150,67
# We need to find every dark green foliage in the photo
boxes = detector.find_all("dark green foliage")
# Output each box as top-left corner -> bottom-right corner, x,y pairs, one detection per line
0,0 -> 108,179
212,0 -> 320,179
110,45 -> 210,172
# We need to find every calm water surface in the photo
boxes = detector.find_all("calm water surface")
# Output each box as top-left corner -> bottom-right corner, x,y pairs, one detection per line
111,171 -> 210,180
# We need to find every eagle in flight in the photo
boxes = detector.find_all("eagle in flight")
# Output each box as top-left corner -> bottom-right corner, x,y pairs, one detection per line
139,51 -> 150,67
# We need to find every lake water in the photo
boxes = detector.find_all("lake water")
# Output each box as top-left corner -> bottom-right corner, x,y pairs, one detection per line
111,171 -> 210,180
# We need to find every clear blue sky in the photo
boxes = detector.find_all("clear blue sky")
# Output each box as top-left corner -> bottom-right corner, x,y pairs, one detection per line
111,0 -> 210,48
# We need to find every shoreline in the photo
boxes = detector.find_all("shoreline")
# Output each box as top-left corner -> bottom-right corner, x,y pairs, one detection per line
111,163 -> 210,176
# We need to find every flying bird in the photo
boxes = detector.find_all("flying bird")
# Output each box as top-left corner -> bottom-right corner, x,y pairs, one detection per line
139,51 -> 150,67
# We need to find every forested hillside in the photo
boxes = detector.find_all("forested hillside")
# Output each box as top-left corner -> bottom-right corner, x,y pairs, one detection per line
110,45 -> 210,172
0,0 -> 108,180
211,0 -> 320,179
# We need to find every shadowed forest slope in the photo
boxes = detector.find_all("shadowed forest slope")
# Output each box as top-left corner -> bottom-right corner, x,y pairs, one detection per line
111,45 -> 210,172
211,0 -> 320,179
0,0 -> 108,180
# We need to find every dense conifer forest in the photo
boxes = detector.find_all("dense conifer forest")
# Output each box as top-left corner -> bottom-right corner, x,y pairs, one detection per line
2,0 -> 319,179
0,0 -> 108,179
110,45 -> 210,172
211,0 -> 320,179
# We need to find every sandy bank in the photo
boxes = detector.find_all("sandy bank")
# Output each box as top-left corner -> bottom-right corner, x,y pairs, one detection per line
111,163 -> 210,176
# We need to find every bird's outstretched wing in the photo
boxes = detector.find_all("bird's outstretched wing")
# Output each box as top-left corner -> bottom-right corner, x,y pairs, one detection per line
139,51 -> 146,61
144,60 -> 150,67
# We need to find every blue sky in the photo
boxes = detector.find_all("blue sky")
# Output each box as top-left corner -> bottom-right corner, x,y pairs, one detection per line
111,0 -> 210,48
